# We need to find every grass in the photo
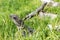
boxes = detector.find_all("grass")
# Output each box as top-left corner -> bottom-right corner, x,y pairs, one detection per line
0,0 -> 60,40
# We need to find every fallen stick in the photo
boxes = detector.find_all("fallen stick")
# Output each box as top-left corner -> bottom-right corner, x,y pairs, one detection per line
23,2 -> 47,20
40,0 -> 60,7
39,11 -> 57,20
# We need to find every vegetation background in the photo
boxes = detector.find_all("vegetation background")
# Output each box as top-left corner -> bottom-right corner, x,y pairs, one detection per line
0,0 -> 60,40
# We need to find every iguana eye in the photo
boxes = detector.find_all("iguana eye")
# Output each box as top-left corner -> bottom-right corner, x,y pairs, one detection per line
13,17 -> 17,19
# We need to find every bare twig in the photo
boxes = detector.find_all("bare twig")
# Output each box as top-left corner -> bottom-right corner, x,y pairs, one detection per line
40,0 -> 60,7
39,11 -> 57,20
23,2 -> 47,20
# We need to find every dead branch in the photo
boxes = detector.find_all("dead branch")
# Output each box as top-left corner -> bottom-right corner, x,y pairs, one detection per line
39,11 -> 57,20
41,0 -> 60,7
23,2 -> 47,20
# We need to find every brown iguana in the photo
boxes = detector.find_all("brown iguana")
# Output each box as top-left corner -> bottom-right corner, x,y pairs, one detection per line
10,14 -> 34,36
10,2 -> 47,36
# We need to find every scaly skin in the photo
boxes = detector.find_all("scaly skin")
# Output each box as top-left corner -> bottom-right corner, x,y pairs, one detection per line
10,2 -> 47,36
10,14 -> 34,36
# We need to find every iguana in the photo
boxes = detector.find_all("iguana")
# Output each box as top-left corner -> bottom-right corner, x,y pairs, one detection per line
10,2 -> 47,36
10,14 -> 34,36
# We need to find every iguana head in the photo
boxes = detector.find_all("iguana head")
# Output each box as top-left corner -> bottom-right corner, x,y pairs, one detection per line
10,14 -> 24,30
